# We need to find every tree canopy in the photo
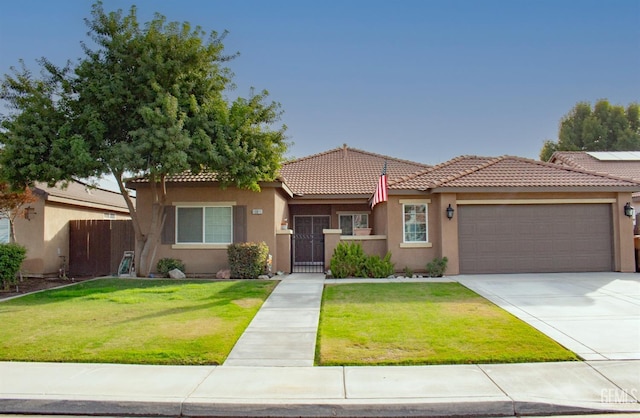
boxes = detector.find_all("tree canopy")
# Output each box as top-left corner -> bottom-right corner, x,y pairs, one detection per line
540,99 -> 640,161
0,1 -> 288,275
0,183 -> 36,243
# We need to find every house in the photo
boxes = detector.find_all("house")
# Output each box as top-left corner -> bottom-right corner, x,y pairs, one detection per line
0,180 -> 131,277
128,145 -> 640,276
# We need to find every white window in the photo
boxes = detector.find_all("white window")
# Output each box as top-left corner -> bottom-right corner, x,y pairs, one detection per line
403,203 -> 428,243
176,206 -> 232,244
0,217 -> 9,243
339,214 -> 369,235
103,212 -> 116,220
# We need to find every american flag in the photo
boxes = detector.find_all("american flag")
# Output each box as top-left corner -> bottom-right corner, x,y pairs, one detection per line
371,162 -> 388,208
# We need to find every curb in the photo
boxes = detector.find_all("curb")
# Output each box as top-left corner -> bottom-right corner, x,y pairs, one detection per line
2,397 -> 637,417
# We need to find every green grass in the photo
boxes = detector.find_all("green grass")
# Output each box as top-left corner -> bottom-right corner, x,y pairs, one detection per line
0,278 -> 277,365
317,282 -> 579,366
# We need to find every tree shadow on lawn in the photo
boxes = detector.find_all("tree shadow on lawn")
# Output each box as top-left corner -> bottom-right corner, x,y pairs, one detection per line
0,278 -> 275,307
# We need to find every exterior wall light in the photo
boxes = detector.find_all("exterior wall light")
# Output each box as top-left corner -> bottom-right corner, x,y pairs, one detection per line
446,204 -> 455,220
25,206 -> 37,221
624,202 -> 635,218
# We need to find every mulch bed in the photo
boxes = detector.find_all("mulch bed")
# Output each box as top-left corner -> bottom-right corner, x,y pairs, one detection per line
0,276 -> 95,300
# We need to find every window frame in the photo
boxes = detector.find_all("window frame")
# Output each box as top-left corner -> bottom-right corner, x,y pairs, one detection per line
175,204 -> 233,245
338,213 -> 369,236
401,201 -> 429,244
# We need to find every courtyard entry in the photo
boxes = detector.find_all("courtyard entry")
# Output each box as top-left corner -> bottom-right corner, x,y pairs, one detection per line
292,215 -> 329,273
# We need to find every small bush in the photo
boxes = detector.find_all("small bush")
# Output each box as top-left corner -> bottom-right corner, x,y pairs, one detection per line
426,256 -> 448,277
157,258 -> 185,277
228,242 -> 269,279
330,242 -> 367,278
403,266 -> 414,278
330,242 -> 394,278
361,252 -> 395,278
0,243 -> 27,289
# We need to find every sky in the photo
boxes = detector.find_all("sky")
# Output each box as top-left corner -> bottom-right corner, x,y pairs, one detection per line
1,0 -> 639,166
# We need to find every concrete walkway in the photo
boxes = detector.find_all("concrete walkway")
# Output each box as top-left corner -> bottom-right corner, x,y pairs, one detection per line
224,273 -> 324,366
0,273 -> 639,417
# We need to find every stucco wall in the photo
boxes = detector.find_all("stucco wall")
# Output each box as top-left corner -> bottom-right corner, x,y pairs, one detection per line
380,190 -> 637,275
17,200 -> 129,277
383,195 -> 441,273
135,184 -> 287,275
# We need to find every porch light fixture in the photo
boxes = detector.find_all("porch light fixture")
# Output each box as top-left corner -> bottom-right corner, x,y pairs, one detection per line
624,202 -> 635,218
25,206 -> 36,221
446,204 -> 455,220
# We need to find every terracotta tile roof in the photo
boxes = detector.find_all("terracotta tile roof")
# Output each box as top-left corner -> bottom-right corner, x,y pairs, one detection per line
389,156 -> 493,190
550,151 -> 640,180
390,155 -> 640,191
127,172 -> 220,184
550,151 -> 640,198
34,180 -> 131,211
279,145 -> 430,196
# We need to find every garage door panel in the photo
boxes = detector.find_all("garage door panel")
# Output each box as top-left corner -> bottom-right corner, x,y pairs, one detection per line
458,204 -> 613,274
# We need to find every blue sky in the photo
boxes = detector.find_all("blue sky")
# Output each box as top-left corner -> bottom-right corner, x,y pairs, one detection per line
1,0 -> 639,165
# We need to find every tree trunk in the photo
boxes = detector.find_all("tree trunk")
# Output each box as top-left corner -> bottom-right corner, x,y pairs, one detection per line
115,170 -> 166,277
8,219 -> 16,243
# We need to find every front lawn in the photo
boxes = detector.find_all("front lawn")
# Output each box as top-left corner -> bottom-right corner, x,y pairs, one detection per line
317,282 -> 578,366
0,278 -> 277,365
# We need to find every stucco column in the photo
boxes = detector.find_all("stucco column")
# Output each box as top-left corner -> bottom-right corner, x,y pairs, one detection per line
439,194 -> 459,275
323,229 -> 342,271
275,229 -> 292,273
615,193 -> 636,272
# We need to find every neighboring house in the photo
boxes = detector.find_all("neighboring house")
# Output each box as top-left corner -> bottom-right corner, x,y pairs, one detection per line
549,151 -> 640,227
9,180 -> 131,277
128,145 -> 640,276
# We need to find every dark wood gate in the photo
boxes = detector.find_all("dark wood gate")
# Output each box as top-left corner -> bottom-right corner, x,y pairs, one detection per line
69,220 -> 135,277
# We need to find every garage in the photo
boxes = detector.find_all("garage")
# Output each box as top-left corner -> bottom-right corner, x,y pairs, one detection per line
458,204 -> 613,274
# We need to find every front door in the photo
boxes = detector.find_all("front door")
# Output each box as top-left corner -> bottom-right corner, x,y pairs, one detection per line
293,215 -> 330,272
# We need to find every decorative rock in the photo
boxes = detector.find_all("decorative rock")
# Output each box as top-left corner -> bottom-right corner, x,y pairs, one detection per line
216,269 -> 231,279
258,275 -> 270,280
168,268 -> 186,279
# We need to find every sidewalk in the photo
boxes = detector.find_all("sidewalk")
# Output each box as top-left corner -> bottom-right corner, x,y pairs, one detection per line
0,274 -> 639,417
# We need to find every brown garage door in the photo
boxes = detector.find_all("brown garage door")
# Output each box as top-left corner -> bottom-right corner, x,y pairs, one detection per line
458,204 -> 613,274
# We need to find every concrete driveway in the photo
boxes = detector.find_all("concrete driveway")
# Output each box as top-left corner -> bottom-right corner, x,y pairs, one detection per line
457,273 -> 640,361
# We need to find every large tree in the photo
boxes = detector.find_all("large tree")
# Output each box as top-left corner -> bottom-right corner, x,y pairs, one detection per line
0,183 -> 36,243
0,2 -> 287,276
540,99 -> 640,161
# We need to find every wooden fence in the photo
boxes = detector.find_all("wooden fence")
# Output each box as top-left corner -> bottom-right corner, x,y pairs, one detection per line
69,220 -> 135,277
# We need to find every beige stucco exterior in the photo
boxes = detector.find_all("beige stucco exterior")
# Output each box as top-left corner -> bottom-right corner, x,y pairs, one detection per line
16,198 -> 130,277
133,183 -> 638,277
373,190 -> 637,275
134,183 -> 291,275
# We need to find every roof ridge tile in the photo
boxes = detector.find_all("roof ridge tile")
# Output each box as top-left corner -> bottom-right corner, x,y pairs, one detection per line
431,156 -> 505,188
282,145 -> 431,168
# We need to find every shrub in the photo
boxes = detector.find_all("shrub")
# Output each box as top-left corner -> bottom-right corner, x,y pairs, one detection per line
361,252 -> 395,278
228,242 -> 269,279
0,243 -> 27,289
330,242 -> 394,278
157,258 -> 185,277
426,256 -> 448,277
330,242 -> 366,278
403,266 -> 414,278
